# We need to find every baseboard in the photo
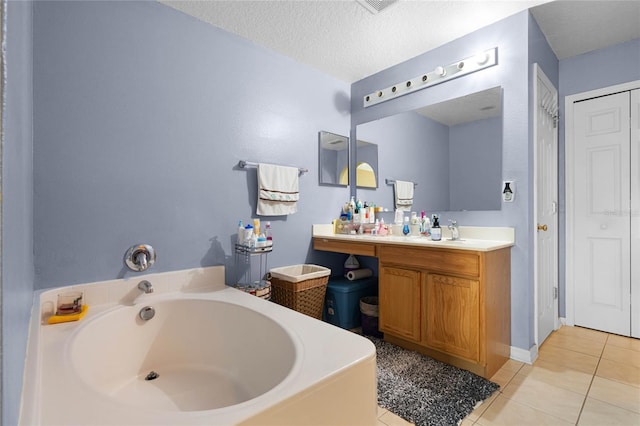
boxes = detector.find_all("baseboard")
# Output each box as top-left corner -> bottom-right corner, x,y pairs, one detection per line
510,344 -> 538,365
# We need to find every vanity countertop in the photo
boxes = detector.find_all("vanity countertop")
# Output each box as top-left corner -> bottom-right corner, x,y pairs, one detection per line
312,224 -> 515,252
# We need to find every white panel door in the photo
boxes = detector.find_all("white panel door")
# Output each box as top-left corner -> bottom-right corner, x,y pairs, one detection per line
535,65 -> 558,345
631,89 -> 640,338
573,92 -> 631,336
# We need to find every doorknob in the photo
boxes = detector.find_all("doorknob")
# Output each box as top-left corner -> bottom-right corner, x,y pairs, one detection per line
537,224 -> 548,232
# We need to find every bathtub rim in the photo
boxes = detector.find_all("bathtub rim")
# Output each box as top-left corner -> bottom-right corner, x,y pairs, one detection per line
20,265 -> 377,425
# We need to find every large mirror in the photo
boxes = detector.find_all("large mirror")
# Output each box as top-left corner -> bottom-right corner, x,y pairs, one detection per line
356,86 -> 503,211
319,131 -> 349,186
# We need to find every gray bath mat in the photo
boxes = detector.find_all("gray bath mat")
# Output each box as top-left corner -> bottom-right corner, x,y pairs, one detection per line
368,335 -> 500,426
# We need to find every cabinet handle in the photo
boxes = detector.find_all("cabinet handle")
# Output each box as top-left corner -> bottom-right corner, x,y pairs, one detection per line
537,224 -> 548,232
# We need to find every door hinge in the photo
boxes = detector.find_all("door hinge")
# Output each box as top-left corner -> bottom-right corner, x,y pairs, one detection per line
554,287 -> 558,300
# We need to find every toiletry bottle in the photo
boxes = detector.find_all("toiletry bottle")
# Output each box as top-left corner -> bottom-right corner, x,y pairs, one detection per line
237,220 -> 244,245
403,217 -> 410,236
423,216 -> 431,237
369,204 -> 376,223
349,196 -> 356,215
431,215 -> 442,241
395,209 -> 404,225
265,221 -> 273,246
244,224 -> 254,245
503,182 -> 513,202
253,218 -> 261,236
378,218 -> 388,236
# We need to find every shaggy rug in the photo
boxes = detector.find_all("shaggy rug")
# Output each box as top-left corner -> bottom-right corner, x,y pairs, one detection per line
368,335 -> 500,426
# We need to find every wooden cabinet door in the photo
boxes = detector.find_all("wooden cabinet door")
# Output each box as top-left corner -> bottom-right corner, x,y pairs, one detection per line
379,266 -> 421,342
423,273 -> 480,361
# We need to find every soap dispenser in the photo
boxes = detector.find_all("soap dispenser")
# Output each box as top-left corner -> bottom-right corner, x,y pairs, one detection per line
402,217 -> 410,236
431,215 -> 442,241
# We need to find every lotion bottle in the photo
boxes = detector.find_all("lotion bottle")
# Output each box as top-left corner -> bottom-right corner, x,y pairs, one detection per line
431,215 -> 442,241
237,220 -> 244,245
265,221 -> 273,246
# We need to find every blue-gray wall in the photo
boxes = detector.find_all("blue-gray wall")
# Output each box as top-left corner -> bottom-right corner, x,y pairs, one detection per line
351,11 -> 535,351
557,37 -> 640,316
32,0 -> 350,290
2,1 -> 35,425
6,0 -> 639,419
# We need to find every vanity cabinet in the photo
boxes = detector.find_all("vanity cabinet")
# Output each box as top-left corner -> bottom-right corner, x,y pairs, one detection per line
423,273 -> 479,362
313,236 -> 511,379
379,266 -> 421,342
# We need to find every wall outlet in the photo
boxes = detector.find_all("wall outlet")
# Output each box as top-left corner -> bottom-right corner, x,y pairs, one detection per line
502,180 -> 515,202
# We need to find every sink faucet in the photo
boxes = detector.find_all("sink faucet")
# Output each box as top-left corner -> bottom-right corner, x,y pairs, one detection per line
448,220 -> 460,240
137,280 -> 154,294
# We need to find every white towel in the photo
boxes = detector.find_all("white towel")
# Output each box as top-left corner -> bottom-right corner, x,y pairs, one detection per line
394,180 -> 414,211
257,163 -> 299,216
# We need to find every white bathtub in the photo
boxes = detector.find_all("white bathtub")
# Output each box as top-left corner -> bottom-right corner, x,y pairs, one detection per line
20,266 -> 377,425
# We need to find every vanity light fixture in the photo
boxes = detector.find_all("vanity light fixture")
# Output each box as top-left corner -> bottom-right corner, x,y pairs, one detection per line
363,47 -> 497,108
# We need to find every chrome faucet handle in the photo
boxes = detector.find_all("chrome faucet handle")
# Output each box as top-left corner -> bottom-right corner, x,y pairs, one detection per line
125,244 -> 156,272
448,220 -> 460,240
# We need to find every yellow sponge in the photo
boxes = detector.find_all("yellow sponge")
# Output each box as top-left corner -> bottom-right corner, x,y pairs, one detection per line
47,304 -> 89,325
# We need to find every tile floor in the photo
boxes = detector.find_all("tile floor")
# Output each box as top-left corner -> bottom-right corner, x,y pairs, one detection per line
376,325 -> 640,425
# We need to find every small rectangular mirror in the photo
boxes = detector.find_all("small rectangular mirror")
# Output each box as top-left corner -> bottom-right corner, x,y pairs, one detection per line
319,131 -> 349,186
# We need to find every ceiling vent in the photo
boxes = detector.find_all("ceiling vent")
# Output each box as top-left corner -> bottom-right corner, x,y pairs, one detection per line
357,0 -> 399,14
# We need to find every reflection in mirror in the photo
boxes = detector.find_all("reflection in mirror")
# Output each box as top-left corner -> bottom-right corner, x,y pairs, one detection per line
356,86 -> 503,211
356,140 -> 378,188
319,131 -> 349,187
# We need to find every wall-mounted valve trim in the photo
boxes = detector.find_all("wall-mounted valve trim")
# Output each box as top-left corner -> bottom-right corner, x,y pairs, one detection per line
124,244 -> 156,272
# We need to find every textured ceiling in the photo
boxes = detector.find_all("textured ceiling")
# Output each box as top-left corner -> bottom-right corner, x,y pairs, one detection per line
160,0 -> 640,83
161,0 -> 549,82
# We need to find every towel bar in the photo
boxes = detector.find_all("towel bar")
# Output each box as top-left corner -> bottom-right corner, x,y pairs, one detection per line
238,160 -> 308,175
386,178 -> 417,186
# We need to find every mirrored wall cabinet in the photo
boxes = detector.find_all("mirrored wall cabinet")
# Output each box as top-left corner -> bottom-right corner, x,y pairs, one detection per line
319,131 -> 349,187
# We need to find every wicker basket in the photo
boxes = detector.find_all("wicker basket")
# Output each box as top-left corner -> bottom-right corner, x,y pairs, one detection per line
269,265 -> 331,319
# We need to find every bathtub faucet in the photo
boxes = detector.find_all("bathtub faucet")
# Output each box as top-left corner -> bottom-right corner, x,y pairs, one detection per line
138,280 -> 154,294
124,244 -> 156,272
136,252 -> 148,271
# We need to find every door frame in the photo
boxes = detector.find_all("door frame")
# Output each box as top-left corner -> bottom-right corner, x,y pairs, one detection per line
533,64 -> 559,346
565,80 -> 640,326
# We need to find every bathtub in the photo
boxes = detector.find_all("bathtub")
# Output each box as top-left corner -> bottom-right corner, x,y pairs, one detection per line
20,266 -> 377,425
